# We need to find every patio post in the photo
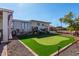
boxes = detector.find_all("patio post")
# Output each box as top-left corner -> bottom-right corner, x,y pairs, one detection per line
8,12 -> 13,39
2,11 -> 8,43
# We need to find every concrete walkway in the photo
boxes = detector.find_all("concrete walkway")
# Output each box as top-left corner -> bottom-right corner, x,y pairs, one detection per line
0,43 -> 7,56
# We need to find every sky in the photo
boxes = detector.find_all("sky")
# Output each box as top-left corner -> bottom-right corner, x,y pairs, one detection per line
0,3 -> 79,27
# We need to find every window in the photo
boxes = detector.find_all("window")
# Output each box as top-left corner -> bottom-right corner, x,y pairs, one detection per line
21,23 -> 25,30
37,23 -> 40,26
42,24 -> 44,26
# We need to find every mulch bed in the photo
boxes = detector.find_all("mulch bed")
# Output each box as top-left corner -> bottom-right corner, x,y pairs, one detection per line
7,37 -> 34,56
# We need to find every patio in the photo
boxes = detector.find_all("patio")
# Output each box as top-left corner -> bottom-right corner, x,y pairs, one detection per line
0,8 -> 13,43
0,43 -> 7,56
7,37 -> 34,56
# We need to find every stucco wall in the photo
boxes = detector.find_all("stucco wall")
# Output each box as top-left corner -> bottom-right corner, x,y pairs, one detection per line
13,20 -> 32,33
13,21 -> 22,31
13,20 -> 50,34
31,21 -> 49,30
24,22 -> 32,32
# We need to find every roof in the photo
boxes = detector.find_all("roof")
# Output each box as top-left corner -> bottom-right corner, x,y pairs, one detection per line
13,19 -> 51,24
13,19 -> 30,23
0,8 -> 13,13
30,20 -> 51,24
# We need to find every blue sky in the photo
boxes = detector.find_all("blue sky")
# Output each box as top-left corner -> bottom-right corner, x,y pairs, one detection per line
0,3 -> 79,27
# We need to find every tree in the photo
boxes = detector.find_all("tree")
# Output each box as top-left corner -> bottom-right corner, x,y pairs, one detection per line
59,18 -> 63,28
62,12 -> 74,24
59,12 -> 74,31
67,25 -> 74,31
59,12 -> 79,36
73,16 -> 79,33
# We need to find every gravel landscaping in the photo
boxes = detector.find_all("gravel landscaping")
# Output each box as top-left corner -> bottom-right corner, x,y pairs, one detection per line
7,37 -> 34,56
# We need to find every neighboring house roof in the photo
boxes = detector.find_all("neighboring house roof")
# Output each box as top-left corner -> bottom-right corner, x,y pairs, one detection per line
13,19 -> 51,24
56,26 -> 67,30
13,19 -> 30,23
30,20 -> 51,24
49,26 -> 57,31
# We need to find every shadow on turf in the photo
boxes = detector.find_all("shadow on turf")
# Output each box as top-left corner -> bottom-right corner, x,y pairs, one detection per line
18,33 -> 59,40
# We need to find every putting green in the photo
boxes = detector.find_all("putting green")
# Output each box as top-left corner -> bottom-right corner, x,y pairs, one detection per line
20,35 -> 75,56
33,36 -> 69,45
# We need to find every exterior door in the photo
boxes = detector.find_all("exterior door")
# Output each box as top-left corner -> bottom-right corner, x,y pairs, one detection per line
0,30 -> 2,41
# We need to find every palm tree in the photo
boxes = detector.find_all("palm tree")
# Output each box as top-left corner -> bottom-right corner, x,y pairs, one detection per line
73,16 -> 79,36
62,12 -> 74,24
59,18 -> 63,28
59,12 -> 74,29
59,12 -> 75,34
59,12 -> 79,36
67,25 -> 74,32
75,16 -> 79,22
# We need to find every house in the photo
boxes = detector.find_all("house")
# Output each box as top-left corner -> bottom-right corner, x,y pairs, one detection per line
12,19 -> 32,35
12,20 -> 50,35
30,20 -> 50,32
0,8 -> 51,43
48,26 -> 57,31
0,8 -> 13,43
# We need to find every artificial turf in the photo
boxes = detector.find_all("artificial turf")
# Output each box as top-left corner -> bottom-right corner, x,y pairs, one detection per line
19,34 -> 75,56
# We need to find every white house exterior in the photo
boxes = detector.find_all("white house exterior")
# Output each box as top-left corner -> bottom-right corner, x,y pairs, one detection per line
12,19 -> 32,35
12,20 -> 50,35
30,20 -> 50,31
0,8 -> 13,43
0,8 -> 50,42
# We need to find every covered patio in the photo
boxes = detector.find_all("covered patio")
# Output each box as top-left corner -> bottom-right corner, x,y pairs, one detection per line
0,8 -> 13,43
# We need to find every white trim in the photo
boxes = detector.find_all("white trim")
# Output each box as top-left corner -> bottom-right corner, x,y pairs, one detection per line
18,40 -> 38,56
0,8 -> 13,13
3,11 -> 8,42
